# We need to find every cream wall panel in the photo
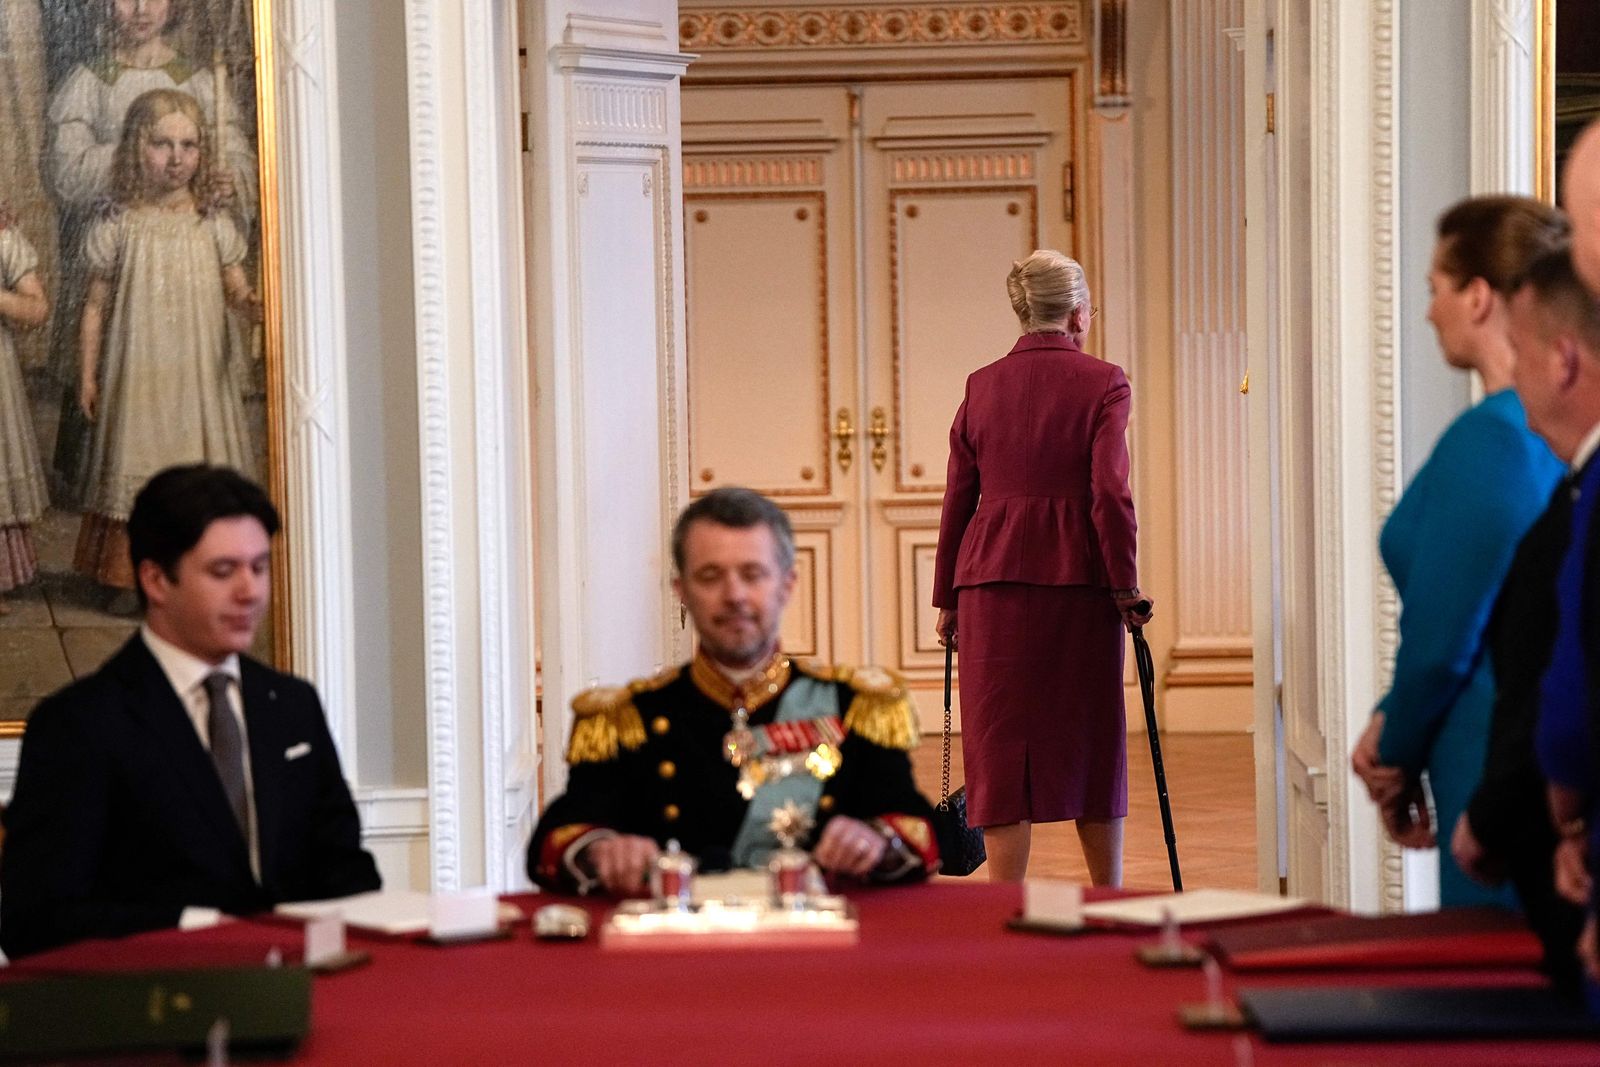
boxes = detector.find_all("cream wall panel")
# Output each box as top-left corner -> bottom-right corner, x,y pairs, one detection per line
686,194 -> 830,495
891,187 -> 1037,492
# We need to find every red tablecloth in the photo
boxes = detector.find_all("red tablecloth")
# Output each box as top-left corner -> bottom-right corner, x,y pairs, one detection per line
8,884 -> 1596,1066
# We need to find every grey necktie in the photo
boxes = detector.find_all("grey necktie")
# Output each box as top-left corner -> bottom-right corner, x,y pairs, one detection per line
203,672 -> 249,836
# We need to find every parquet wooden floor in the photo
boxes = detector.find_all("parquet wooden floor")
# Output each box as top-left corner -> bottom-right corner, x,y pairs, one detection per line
910,732 -> 1260,891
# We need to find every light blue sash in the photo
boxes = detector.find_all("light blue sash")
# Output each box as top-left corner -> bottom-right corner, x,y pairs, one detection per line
728,675 -> 840,868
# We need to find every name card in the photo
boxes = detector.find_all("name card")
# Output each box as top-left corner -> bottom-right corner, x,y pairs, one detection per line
1023,879 -> 1084,928
304,914 -> 346,967
429,889 -> 501,940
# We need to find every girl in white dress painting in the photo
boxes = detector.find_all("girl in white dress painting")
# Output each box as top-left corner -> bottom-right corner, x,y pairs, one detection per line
74,88 -> 260,593
47,0 -> 257,508
0,210 -> 51,614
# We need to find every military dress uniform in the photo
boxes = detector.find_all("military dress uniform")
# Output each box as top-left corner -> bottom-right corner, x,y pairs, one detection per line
527,652 -> 940,893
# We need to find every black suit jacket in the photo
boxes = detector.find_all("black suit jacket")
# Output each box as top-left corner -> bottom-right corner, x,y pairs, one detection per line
0,636 -> 380,958
1468,475 -> 1583,991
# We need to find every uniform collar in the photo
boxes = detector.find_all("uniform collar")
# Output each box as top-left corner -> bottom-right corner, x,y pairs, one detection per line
690,648 -> 791,713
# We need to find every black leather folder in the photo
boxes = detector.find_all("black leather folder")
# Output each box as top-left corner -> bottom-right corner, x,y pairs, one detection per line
1239,984 -> 1600,1042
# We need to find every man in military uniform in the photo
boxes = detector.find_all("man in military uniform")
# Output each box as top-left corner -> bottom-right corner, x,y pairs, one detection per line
527,487 -> 940,894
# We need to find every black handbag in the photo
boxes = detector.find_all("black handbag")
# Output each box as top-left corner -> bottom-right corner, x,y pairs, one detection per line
931,643 -> 986,875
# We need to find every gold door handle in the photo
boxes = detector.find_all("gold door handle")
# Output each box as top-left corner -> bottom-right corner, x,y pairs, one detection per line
834,408 -> 855,472
869,406 -> 889,472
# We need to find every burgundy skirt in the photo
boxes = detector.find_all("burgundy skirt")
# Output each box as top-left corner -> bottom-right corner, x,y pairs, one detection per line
956,582 -> 1127,826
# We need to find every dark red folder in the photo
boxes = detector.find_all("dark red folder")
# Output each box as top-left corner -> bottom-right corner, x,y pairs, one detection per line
1206,907 -> 1542,971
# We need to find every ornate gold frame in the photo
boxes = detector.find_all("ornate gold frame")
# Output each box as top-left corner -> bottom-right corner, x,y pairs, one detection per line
1,2 -> 288,738
251,0 -> 292,670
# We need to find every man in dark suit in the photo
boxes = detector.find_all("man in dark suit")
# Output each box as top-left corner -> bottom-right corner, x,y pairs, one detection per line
0,465 -> 379,958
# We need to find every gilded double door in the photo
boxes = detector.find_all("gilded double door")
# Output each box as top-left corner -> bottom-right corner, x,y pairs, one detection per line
682,78 -> 1085,726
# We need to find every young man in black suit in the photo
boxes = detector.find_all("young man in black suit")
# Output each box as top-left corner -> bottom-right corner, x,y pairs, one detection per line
0,465 -> 379,958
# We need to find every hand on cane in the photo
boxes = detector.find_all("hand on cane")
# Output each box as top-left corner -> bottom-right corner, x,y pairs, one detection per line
936,608 -> 957,650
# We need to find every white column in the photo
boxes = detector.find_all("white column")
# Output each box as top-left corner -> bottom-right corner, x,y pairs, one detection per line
403,0 -> 538,890
1166,0 -> 1252,728
1470,0 -> 1536,196
524,6 -> 694,805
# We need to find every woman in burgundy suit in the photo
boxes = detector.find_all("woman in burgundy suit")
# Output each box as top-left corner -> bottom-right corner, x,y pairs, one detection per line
933,250 -> 1153,885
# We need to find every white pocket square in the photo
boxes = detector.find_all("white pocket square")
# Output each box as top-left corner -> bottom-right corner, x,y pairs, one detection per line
284,742 -> 312,761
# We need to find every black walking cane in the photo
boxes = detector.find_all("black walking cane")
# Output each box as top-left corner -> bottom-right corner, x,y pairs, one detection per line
1131,603 -> 1182,891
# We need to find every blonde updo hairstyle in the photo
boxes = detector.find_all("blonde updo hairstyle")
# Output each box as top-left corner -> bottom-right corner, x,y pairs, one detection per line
1007,249 -> 1090,332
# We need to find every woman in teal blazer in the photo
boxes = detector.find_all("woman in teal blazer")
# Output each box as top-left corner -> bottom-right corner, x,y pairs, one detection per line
1353,196 -> 1568,907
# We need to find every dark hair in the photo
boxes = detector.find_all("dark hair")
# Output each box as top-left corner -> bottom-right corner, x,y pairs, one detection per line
1435,195 -> 1570,296
671,487 -> 795,575
1519,247 -> 1600,353
128,465 -> 280,607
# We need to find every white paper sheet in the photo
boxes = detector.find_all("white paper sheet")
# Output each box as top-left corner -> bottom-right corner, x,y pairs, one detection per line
1081,888 -> 1306,927
276,891 -> 524,935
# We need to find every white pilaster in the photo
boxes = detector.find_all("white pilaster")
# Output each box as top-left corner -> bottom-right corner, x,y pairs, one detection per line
1308,0 -> 1398,913
403,0 -> 537,890
524,6 -> 694,805
1470,0 -> 1536,196
266,0 -> 359,773
1166,0 -> 1252,725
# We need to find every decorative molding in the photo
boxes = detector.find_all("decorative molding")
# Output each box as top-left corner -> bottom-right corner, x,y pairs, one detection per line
891,150 -> 1037,183
684,155 -> 825,188
877,500 -> 942,527
404,0 -> 461,892
354,786 -> 431,839
266,0 -> 359,775
573,81 -> 669,137
1170,640 -> 1253,660
1370,0 -> 1403,915
679,4 -> 1087,51
465,0 -> 538,891
1470,0 -> 1536,196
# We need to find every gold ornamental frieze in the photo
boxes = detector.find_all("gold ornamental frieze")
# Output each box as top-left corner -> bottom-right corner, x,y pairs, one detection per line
679,4 -> 1087,50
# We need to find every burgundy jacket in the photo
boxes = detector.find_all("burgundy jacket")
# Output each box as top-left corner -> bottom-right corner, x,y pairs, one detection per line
931,333 -> 1138,609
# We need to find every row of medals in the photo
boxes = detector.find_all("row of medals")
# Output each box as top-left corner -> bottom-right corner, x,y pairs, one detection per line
722,705 -> 842,800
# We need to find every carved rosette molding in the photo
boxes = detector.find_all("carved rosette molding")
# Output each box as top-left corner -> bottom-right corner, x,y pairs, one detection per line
679,4 -> 1085,50
1370,0 -> 1403,914
403,0 -> 461,892
891,151 -> 1036,183
684,156 -> 825,188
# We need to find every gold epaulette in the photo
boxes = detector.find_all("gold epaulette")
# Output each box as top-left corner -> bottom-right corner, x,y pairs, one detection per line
628,664 -> 683,695
567,684 -> 647,764
835,664 -> 920,751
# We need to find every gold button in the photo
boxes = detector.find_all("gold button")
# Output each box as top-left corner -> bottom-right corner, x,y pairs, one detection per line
658,760 -> 676,779
651,716 -> 670,735
818,795 -> 835,812
663,804 -> 681,821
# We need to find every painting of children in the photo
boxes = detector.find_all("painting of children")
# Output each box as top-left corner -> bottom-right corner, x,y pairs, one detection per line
0,0 -> 271,726
0,213 -> 51,614
74,87 -> 260,593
